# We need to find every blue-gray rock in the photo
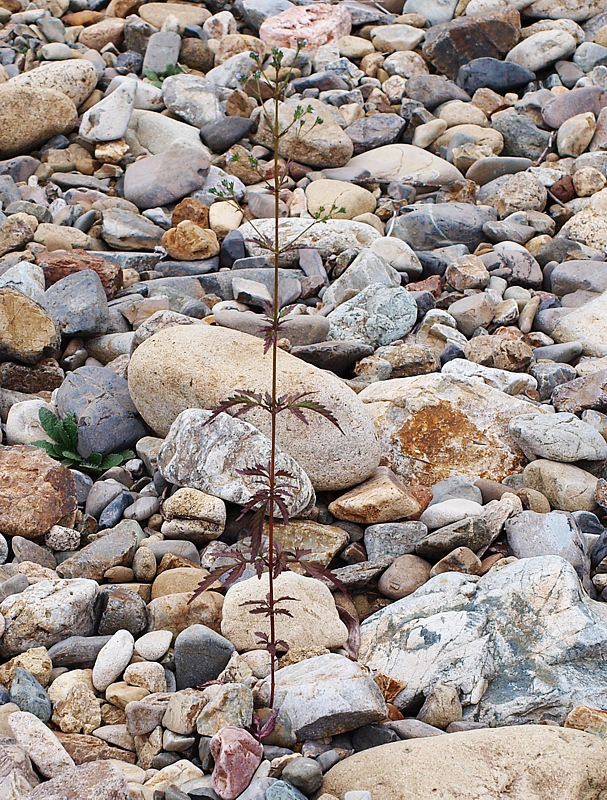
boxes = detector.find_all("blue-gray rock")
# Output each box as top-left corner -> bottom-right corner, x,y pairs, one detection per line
281,758 -> 323,794
240,0 -> 294,30
174,624 -> 234,689
549,260 -> 607,296
429,476 -> 483,506
392,203 -> 497,251
56,366 -> 147,457
456,58 -> 535,95
404,75 -> 470,110
123,145 -> 211,210
42,270 -> 109,336
529,362 -> 577,401
0,533 -> 7,565
491,110 -> 552,161
9,667 -> 52,722
266,780 -> 308,800
98,492 -> 134,530
0,685 -> 9,704
200,117 -> 255,153
345,114 -> 407,155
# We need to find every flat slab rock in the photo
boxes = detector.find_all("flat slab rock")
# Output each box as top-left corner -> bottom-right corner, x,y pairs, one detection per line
322,725 -> 607,800
359,556 -> 607,725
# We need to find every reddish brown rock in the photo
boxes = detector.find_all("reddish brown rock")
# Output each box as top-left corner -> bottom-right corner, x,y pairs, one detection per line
259,3 -> 352,53
552,369 -> 607,414
36,249 -> 123,299
211,727 -> 263,800
172,197 -> 210,229
0,359 -> 64,393
0,445 -> 77,538
422,10 -> 521,80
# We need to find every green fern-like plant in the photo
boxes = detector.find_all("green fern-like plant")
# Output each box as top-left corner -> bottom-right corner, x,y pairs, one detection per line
32,408 -> 134,475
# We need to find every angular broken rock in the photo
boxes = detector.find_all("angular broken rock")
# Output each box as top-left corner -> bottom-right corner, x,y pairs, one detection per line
0,288 -> 60,364
359,556 -> 607,724
0,445 -> 77,539
258,653 -> 388,741
158,409 -> 315,517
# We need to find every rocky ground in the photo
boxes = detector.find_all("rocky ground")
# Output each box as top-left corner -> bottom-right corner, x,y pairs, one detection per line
4,0 -> 607,797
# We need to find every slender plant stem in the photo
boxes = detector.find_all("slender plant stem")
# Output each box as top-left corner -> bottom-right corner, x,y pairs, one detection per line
267,73 -> 281,708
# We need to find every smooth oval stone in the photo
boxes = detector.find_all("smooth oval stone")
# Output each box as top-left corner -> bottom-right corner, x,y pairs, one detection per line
128,324 -> 381,492
466,157 -> 533,186
533,342 -> 583,363
47,635 -> 112,668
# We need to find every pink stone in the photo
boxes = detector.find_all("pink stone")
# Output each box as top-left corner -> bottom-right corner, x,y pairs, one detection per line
211,726 -> 264,800
259,3 -> 352,53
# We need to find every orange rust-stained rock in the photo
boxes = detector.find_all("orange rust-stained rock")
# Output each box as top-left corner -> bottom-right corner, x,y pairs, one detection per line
359,373 -> 550,486
0,445 -> 77,538
36,249 -> 123,299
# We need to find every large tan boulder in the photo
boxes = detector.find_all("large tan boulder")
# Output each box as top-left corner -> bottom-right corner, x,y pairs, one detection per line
127,325 -> 381,491
0,86 -> 77,158
359,373 -> 549,485
8,60 -> 98,107
322,725 -> 607,800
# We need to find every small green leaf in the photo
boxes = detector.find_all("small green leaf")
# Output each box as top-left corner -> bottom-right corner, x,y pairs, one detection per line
38,407 -> 68,446
62,412 -> 79,451
99,453 -> 124,470
86,453 -> 103,467
61,449 -> 80,461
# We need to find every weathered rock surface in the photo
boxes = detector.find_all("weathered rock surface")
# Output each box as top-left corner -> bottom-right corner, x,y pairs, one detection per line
359,556 -> 607,724
359,374 -> 548,485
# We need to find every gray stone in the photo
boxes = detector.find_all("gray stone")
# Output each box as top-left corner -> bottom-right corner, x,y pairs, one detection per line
123,146 -> 210,210
509,412 -> 607,462
359,556 -> 607,723
56,366 -> 146,458
492,110 -> 552,160
174,625 -> 234,690
392,203 -> 497,251
142,31 -> 181,75
56,527 -> 137,581
505,511 -> 589,583
364,522 -> 428,561
161,75 -> 222,129
323,251 -> 401,307
42,270 -> 109,336
258,654 -> 387,741
80,80 -> 136,143
101,209 -> 164,251
530,362 -> 578,401
327,283 -> 418,347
